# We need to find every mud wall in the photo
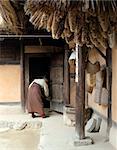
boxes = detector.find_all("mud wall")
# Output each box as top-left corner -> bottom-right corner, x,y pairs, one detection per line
0,65 -> 21,102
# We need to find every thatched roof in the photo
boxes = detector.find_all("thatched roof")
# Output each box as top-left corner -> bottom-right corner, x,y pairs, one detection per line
0,0 -> 20,34
0,0 -> 27,34
0,0 -> 117,49
24,0 -> 117,49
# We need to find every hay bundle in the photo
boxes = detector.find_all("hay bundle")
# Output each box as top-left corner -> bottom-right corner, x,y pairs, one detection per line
65,33 -> 74,44
0,0 -> 21,34
0,0 -> 116,42
47,12 -> 54,32
98,12 -> 109,32
38,13 -> 49,29
87,17 -> 107,51
32,11 -> 43,27
55,18 -> 65,39
81,23 -> 89,45
29,10 -> 39,23
51,11 -> 65,39
68,8 -> 78,32
89,33 -> 106,52
98,25 -> 108,39
64,15 -> 72,37
67,39 -> 76,49
24,0 -> 117,49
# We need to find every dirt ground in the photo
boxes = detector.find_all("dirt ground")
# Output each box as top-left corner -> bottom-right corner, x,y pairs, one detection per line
0,128 -> 40,150
0,104 -> 42,150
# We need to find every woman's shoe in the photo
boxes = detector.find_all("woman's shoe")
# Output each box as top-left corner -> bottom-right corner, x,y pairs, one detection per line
32,113 -> 37,118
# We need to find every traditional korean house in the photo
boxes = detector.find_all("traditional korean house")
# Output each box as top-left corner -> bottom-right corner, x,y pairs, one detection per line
0,0 -> 117,149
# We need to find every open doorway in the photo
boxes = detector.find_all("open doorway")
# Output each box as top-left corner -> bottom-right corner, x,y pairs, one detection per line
29,57 -> 50,83
29,56 -> 50,108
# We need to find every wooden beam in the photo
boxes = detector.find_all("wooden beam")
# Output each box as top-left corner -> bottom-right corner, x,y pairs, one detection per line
75,44 -> 85,139
0,60 -> 19,64
25,46 -> 63,53
64,45 -> 70,105
106,43 -> 112,140
20,40 -> 25,111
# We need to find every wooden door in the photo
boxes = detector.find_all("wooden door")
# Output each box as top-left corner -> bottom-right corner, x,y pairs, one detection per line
50,53 -> 64,113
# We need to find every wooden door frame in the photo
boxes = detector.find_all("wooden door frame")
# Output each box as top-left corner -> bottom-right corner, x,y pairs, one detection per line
21,45 -> 64,111
24,53 -> 51,107
20,40 -> 25,111
50,52 -> 64,112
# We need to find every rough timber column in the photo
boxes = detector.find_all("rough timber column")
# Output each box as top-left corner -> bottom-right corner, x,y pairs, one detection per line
106,43 -> 112,140
75,44 -> 85,139
20,40 -> 25,111
64,45 -> 70,105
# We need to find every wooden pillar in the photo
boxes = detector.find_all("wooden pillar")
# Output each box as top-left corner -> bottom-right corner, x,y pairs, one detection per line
20,40 -> 25,111
106,44 -> 112,140
75,44 -> 85,139
64,45 -> 70,105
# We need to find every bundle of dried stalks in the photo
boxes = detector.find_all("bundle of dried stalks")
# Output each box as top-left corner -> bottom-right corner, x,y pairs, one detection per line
0,0 -> 22,34
25,0 -> 117,49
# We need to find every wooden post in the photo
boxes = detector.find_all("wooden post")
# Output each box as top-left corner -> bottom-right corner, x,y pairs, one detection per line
64,45 -> 70,105
106,44 -> 112,140
75,44 -> 85,139
20,40 -> 25,111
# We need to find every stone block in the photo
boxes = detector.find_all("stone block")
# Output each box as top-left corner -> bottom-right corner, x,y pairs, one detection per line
63,106 -> 75,126
74,137 -> 93,146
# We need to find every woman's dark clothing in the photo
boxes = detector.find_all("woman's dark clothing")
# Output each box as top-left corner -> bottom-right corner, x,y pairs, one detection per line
26,83 -> 45,116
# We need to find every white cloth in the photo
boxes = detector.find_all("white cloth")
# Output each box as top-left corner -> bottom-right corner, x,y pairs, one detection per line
29,79 -> 49,97
69,51 -> 76,60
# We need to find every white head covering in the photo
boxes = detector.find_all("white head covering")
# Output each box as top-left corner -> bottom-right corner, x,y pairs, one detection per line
69,51 -> 76,60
